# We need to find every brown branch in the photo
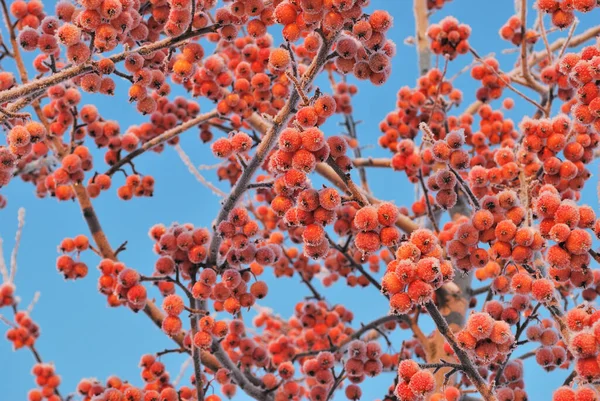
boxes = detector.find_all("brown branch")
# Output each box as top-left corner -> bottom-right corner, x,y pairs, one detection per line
0,24 -> 220,105
352,158 -> 392,168
207,32 -> 339,268
519,0 -> 546,94
211,339 -> 272,401
425,301 -> 497,401
345,114 -> 370,193
325,157 -> 369,206
314,163 -> 419,234
413,0 -> 431,75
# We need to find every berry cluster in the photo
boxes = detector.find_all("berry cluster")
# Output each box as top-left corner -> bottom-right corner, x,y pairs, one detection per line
0,282 -> 15,306
331,81 -> 358,114
535,186 -> 595,287
43,145 -> 93,201
0,122 -> 47,188
456,312 -> 515,365
471,58 -> 511,102
394,360 -> 435,401
352,202 -> 401,255
499,16 -> 538,46
55,234 -> 90,279
95,258 -> 145,309
116,174 -> 155,200
9,0 -> 44,30
27,363 -> 60,401
211,131 -> 253,158
216,207 -> 280,270
558,48 -> 600,131
149,222 -> 211,278
191,267 -> 269,315
537,0 -> 596,28
525,317 -> 568,371
76,355 -> 179,401
553,386 -> 599,401
425,168 -> 459,210
445,190 -> 539,274
192,315 -> 229,351
427,16 -> 471,60
562,307 -> 600,381
384,229 -> 453,314
6,311 -> 40,350
332,11 -> 396,85
281,186 -> 342,259
379,68 -> 463,151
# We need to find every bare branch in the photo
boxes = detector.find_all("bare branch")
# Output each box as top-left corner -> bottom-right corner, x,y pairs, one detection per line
106,109 -> 220,176
9,208 -> 25,283
174,144 -> 226,197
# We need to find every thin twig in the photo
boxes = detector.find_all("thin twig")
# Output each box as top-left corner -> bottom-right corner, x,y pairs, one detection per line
9,208 -> 25,283
174,144 -> 226,197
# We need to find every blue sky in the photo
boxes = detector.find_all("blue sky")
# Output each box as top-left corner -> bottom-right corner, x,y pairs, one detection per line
1,1 -> 599,400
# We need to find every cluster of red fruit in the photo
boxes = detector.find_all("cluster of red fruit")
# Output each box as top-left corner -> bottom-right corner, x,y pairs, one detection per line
494,361 -> 527,399
216,207 -> 280,271
352,202 -> 402,255
553,385 -> 599,401
526,318 -> 568,371
0,282 -> 15,306
42,145 -> 93,201
537,0 -> 596,28
427,16 -> 470,60
444,190 -> 537,274
471,58 -> 511,103
332,10 -> 395,85
456,312 -> 515,365
425,168 -> 458,210
383,229 -> 453,314
0,122 -> 47,188
563,306 -> 600,382
523,123 -> 591,197
211,131 -> 253,158
191,267 -> 269,315
498,15 -> 538,47
331,81 -> 358,114
149,222 -> 211,277
27,363 -> 60,401
55,234 -> 90,279
5,311 -> 40,350
116,174 -> 155,200
581,270 -> 600,302
106,94 -> 202,154
558,49 -> 600,131
465,105 -> 518,148
394,360 -> 436,401
379,68 -> 462,150
535,186 -> 596,287
92,258 -> 143,309
9,1 -> 44,30
75,355 -> 187,401
281,186 -> 341,259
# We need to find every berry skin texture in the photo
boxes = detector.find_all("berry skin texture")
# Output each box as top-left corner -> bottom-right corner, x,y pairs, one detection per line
408,370 -> 435,396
